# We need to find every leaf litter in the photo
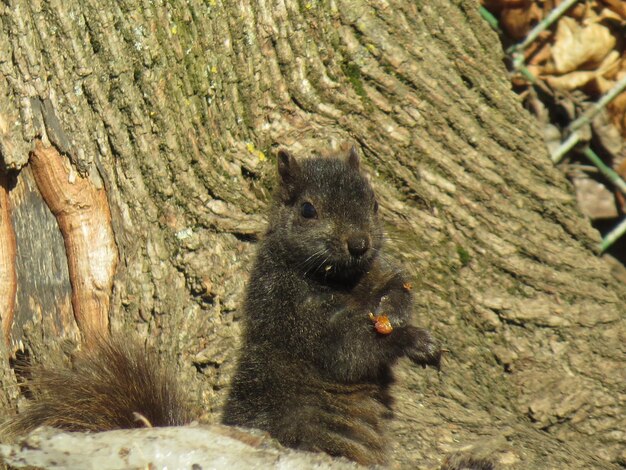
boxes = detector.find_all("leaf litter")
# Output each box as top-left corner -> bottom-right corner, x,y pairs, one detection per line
483,0 -> 626,225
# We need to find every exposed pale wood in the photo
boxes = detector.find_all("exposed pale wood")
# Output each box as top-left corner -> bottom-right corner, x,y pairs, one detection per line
0,174 -> 16,345
29,141 -> 117,342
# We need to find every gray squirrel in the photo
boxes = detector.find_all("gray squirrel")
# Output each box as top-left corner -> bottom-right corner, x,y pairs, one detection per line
222,148 -> 441,465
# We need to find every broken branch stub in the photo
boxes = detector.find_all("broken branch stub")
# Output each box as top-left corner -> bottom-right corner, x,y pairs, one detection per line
0,174 -> 17,345
30,141 -> 118,342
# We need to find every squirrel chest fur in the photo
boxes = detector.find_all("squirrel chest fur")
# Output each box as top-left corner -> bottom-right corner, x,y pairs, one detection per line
222,148 -> 441,465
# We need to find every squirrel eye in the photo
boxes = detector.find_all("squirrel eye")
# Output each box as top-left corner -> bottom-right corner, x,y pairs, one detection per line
373,200 -> 379,214
300,202 -> 317,219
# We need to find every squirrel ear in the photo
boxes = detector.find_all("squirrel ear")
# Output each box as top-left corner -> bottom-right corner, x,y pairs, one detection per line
277,149 -> 301,197
346,146 -> 360,170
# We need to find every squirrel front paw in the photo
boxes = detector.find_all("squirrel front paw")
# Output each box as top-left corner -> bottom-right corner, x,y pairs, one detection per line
374,290 -> 411,325
405,327 -> 442,370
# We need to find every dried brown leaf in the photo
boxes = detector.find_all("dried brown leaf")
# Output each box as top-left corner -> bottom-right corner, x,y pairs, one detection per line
598,0 -> 626,20
603,57 -> 626,81
500,2 -> 543,40
572,176 -> 618,220
568,2 -> 590,20
525,34 -> 552,66
552,17 -> 616,74
546,70 -> 597,91
546,50 -> 620,91
607,91 -> 626,136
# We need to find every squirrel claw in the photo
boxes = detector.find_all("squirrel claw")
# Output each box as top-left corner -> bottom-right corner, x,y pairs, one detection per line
411,347 -> 442,371
405,329 -> 442,370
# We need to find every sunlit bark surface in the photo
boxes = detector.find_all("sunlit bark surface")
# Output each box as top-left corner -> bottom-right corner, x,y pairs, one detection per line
0,1 -> 623,468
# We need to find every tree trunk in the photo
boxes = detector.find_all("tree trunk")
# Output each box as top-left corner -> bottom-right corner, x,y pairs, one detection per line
0,0 -> 624,468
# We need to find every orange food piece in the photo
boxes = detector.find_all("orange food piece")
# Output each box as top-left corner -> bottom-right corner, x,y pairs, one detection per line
368,312 -> 393,335
403,282 -> 413,291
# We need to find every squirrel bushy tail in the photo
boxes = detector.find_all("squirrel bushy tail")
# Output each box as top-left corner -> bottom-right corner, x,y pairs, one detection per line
2,336 -> 193,437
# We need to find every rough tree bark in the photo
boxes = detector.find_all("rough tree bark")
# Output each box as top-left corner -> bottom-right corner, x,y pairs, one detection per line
0,1 -> 624,469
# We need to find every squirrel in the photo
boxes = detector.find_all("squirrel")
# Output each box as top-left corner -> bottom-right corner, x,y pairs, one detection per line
221,148 -> 441,466
3,148 -> 458,468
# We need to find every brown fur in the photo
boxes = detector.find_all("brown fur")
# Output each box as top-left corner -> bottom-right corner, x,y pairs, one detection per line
2,336 -> 193,438
222,151 -> 441,465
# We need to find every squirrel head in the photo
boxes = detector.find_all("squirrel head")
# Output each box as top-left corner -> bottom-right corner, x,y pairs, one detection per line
269,147 -> 383,281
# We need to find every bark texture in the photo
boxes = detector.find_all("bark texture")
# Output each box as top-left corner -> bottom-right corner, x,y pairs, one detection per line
0,1 -> 624,468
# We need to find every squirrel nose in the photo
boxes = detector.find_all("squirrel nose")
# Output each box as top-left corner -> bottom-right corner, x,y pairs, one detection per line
347,234 -> 370,257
